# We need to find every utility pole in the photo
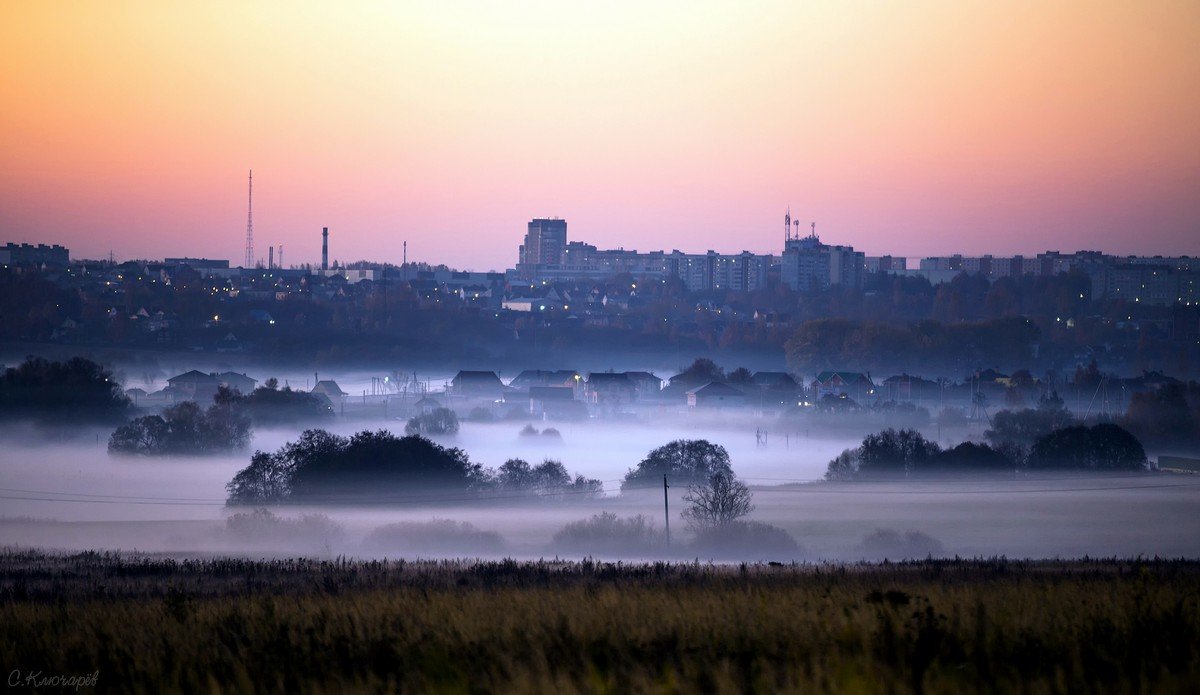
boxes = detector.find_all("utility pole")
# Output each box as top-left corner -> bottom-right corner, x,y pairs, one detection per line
663,475 -> 671,547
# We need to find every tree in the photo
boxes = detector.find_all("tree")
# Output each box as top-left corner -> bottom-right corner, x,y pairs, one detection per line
726,367 -> 754,386
825,448 -> 860,481
622,439 -> 733,490
106,414 -> 168,455
669,358 -> 725,387
225,428 -> 487,503
857,428 -> 940,477
1120,382 -> 1200,449
681,472 -> 754,530
0,356 -> 130,423
1026,423 -> 1148,471
405,407 -> 460,436
108,395 -> 250,456
984,398 -> 1076,448
492,458 -> 601,497
225,451 -> 294,504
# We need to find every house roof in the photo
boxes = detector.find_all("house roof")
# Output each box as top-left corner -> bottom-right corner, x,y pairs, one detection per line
622,371 -> 662,384
167,370 -> 217,385
751,371 -> 797,387
686,381 -> 746,397
312,380 -> 346,397
813,371 -> 874,386
587,372 -> 633,386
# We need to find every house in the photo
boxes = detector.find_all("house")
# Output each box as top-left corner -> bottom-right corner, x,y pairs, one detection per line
750,372 -> 798,390
811,371 -> 876,399
748,371 -> 802,408
881,374 -> 942,402
622,371 -> 663,399
528,386 -> 584,419
508,370 -> 581,392
585,372 -> 637,410
166,370 -> 219,403
215,371 -> 258,394
312,380 -> 347,400
686,382 -> 747,409
450,370 -> 505,397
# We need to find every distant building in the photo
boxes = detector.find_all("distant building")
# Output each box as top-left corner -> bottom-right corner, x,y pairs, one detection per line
519,218 -> 568,274
780,227 -> 863,292
1,243 -> 69,266
585,372 -> 636,410
450,370 -> 505,397
811,371 -> 876,399
215,371 -> 258,394
166,370 -> 219,403
686,382 -> 747,409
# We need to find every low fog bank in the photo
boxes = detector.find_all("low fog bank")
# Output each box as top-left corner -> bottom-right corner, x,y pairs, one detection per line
3,416 -> 1198,562
3,481 -> 1197,562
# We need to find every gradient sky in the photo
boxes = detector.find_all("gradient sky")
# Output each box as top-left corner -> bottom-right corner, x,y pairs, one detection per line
2,1 -> 1198,270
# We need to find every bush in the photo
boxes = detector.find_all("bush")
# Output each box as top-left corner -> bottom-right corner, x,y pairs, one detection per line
690,521 -> 801,559
859,529 -> 945,560
405,407 -> 459,437
224,509 -> 344,551
550,512 -> 665,555
1027,423 -> 1148,471
489,458 -> 602,498
363,519 -> 504,556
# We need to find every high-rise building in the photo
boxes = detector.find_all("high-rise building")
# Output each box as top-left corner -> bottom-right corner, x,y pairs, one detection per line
519,218 -> 567,270
780,223 -> 863,292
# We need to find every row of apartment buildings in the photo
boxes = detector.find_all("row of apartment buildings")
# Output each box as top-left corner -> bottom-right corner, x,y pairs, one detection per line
516,218 -> 774,293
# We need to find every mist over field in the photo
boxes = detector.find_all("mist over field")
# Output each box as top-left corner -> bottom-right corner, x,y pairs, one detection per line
4,375 -> 1197,561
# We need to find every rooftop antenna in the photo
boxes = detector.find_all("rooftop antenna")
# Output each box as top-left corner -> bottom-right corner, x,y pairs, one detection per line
810,221 -> 816,239
403,240 -> 407,266
793,219 -> 801,239
784,207 -> 792,242
244,170 -> 254,268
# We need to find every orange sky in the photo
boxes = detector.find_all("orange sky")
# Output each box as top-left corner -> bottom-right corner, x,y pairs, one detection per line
2,1 -> 1198,270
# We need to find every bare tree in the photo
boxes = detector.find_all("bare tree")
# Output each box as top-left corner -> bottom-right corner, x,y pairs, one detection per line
682,472 -> 754,530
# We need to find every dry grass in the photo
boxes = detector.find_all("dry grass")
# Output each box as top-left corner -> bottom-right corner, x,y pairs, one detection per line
1,550 -> 1197,693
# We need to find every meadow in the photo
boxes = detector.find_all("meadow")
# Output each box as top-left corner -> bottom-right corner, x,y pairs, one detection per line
2,550 -> 1197,693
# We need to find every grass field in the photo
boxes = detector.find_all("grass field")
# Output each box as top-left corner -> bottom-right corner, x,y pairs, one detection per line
2,550 -> 1198,693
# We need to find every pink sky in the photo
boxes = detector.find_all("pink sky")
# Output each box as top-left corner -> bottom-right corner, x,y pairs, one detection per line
2,1 -> 1198,270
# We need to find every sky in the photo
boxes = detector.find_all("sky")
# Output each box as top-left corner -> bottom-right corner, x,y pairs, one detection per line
1,1 -> 1198,271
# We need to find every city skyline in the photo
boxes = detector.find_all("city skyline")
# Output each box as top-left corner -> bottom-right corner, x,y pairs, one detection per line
2,2 -> 1199,270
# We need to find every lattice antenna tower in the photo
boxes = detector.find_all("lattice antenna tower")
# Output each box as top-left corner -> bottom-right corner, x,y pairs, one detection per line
244,170 -> 254,268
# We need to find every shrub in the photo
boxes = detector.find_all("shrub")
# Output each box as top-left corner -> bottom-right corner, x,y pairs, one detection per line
859,529 -> 945,559
362,519 -> 504,556
1027,423 -> 1148,471
224,509 -> 344,551
405,407 -> 459,437
690,521 -> 801,559
551,512 -> 665,555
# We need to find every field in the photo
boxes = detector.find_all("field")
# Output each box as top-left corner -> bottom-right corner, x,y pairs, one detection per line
2,551 -> 1198,693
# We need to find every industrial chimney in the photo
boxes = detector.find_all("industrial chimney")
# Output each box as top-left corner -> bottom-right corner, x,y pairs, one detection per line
321,227 -> 329,270
268,245 -> 274,270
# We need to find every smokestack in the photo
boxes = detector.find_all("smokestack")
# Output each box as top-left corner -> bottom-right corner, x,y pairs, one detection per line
268,245 -> 274,270
321,227 -> 329,271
